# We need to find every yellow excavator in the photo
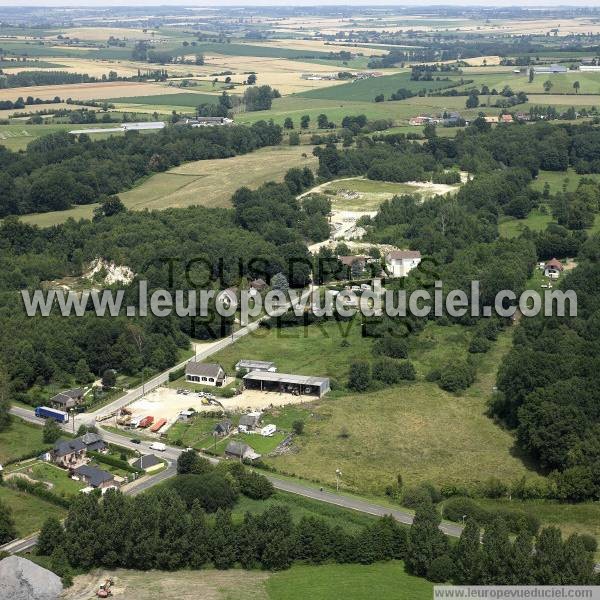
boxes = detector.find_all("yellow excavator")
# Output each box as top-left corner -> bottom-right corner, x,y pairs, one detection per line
96,578 -> 114,598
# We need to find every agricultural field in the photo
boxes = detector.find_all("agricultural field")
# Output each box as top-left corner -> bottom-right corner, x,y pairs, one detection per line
298,71 -> 463,102
64,561 -> 432,600
19,145 -> 317,226
259,325 -> 539,493
0,81 -> 179,103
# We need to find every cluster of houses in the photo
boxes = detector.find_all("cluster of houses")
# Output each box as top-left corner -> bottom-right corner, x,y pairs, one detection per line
336,250 -> 422,279
43,432 -> 163,492
409,112 -> 462,127
44,432 -> 120,492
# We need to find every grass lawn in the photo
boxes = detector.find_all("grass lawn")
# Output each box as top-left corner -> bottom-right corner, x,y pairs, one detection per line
0,418 -> 48,464
238,432 -> 286,455
499,207 -> 553,238
266,562 -> 432,600
0,485 -> 66,538
531,168 -> 600,194
8,461 -> 84,496
261,406 -> 312,432
323,177 -> 460,211
166,417 -> 223,449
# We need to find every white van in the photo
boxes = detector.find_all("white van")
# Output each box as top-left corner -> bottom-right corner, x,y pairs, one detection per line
150,442 -> 166,452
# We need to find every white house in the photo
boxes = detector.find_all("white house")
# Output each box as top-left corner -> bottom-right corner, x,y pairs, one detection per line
544,258 -> 564,279
185,361 -> 225,387
385,250 -> 422,278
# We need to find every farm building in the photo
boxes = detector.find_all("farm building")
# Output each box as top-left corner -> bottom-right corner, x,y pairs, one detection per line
50,388 -> 84,410
544,258 -> 564,279
185,361 -> 225,387
385,250 -> 422,278
213,419 -> 233,436
225,441 -> 261,461
533,64 -> 568,74
235,359 -> 277,373
238,412 -> 261,432
72,464 -> 116,490
243,371 -> 330,398
132,454 -> 163,472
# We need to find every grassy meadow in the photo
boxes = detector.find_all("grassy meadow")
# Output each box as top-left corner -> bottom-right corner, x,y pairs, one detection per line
19,145 -> 317,226
0,485 -> 66,538
0,418 -> 48,464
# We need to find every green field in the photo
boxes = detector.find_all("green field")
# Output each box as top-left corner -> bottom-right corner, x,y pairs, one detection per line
166,416 -> 223,449
210,319 -> 538,492
267,562 -> 433,600
0,418 -> 48,464
0,485 -> 66,538
107,92 -> 223,107
19,144 -> 318,226
461,69 -> 600,96
236,95 -> 489,128
297,71 -> 463,102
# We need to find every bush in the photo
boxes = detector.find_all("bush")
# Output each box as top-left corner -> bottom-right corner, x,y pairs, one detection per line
397,360 -> 416,381
580,533 -> 598,553
88,451 -> 142,474
442,497 -> 488,524
168,366 -> 186,382
372,336 -> 408,359
239,470 -> 274,500
427,554 -> 456,582
402,486 -> 434,509
6,477 -> 70,509
468,335 -> 491,354
170,472 -> 238,512
348,361 -> 371,391
438,361 -> 475,392
479,477 -> 508,499
221,388 -> 235,398
494,508 -> 540,536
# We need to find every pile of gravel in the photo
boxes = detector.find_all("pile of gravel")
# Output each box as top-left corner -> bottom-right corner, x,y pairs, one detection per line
0,555 -> 63,600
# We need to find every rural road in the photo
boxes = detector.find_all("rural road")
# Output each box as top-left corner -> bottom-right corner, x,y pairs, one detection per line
7,408 -> 600,574
5,405 -> 463,557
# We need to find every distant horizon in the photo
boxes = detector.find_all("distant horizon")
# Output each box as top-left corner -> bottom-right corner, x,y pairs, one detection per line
0,1 -> 598,8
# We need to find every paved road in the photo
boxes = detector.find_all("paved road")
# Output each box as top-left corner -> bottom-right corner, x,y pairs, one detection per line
5,405 -> 463,557
6,407 -> 600,573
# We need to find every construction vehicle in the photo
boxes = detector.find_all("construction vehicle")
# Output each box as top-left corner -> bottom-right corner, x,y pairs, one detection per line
117,414 -> 131,426
96,578 -> 114,598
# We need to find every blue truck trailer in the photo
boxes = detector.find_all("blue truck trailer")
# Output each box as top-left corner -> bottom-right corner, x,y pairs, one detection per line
35,406 -> 69,423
